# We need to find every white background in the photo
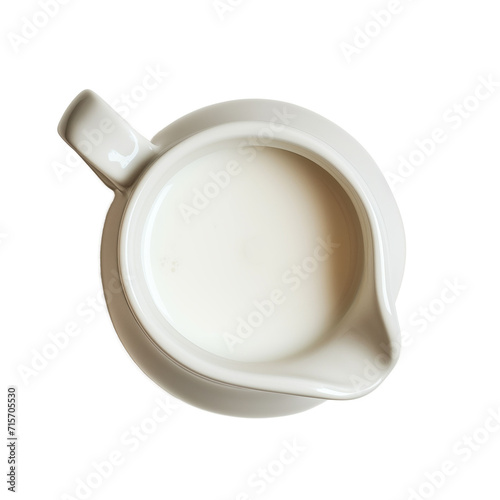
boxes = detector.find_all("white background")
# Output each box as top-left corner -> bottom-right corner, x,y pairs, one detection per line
2,0 -> 500,499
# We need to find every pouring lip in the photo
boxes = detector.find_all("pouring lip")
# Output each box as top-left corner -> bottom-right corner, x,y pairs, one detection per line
117,101 -> 404,400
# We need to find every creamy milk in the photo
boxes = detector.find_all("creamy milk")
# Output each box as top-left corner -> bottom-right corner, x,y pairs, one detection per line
144,146 -> 362,362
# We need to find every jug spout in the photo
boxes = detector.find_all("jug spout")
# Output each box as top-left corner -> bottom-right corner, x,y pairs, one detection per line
277,282 -> 401,401
58,90 -> 159,190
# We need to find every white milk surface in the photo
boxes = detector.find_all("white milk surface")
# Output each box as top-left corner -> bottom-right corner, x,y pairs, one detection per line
144,147 -> 361,362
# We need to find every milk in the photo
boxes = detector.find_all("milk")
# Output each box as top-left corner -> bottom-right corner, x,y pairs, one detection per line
145,146 -> 362,362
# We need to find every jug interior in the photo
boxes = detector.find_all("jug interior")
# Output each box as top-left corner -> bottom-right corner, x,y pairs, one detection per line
143,145 -> 366,364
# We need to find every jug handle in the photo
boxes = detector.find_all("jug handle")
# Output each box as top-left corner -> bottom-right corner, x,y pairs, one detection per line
58,90 -> 160,190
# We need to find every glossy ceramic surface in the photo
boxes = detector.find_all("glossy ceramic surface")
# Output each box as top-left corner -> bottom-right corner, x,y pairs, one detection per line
58,90 -> 405,417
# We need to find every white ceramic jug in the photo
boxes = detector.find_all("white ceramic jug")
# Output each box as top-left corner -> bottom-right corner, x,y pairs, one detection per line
58,90 -> 405,417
